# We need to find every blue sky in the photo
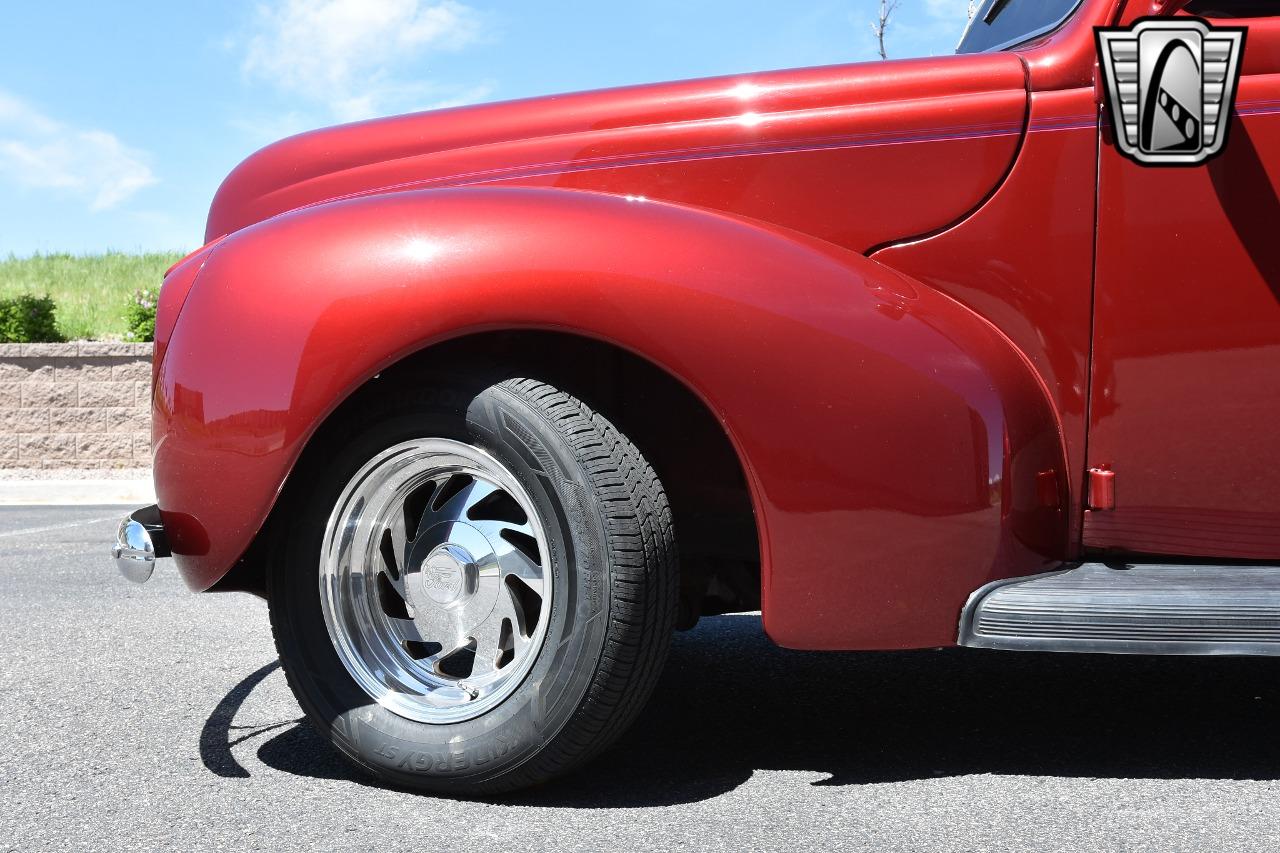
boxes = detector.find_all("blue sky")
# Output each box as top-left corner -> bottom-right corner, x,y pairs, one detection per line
0,1 -> 971,257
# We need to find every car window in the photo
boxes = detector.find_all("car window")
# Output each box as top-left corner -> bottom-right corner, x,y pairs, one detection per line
957,0 -> 1084,54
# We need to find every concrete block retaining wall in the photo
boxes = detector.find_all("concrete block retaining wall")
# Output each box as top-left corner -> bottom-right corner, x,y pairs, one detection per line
0,342 -> 152,469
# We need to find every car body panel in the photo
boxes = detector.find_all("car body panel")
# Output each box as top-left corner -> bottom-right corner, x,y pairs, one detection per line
1087,14 -> 1280,558
156,188 -> 1067,649
875,85 -> 1100,554
205,54 -> 1028,257
153,0 -> 1280,649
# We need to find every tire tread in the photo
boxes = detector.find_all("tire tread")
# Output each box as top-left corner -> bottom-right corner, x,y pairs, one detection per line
485,378 -> 677,790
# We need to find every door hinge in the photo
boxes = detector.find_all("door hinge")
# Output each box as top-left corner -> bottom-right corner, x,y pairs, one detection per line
1088,467 -> 1116,511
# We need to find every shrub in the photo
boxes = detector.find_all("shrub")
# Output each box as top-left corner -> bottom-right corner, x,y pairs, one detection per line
0,251 -> 184,340
123,287 -> 158,342
0,294 -> 63,343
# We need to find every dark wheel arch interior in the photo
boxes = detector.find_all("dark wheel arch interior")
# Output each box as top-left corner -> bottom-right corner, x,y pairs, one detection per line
216,330 -> 761,629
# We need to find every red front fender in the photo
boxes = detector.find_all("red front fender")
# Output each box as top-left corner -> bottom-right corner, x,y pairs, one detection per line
156,186 -> 1068,649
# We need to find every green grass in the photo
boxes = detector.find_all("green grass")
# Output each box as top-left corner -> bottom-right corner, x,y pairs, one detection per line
0,251 -> 185,340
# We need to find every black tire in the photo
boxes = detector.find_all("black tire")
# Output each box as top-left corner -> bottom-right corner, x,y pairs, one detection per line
267,375 -> 678,794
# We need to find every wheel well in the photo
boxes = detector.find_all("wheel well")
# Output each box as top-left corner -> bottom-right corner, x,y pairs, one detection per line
220,331 -> 761,627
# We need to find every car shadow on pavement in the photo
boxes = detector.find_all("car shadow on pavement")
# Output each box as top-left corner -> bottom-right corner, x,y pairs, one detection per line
202,613 -> 1280,805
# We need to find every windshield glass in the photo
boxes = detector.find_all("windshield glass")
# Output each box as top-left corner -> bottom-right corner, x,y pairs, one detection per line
957,0 -> 1084,54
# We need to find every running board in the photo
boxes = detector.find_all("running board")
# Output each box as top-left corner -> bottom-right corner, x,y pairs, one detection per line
959,562 -> 1280,655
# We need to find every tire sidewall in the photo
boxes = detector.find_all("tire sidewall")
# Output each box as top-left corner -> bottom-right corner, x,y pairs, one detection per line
270,381 -> 612,790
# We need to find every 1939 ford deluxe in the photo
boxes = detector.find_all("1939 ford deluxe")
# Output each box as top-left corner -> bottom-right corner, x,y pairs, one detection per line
111,0 -> 1280,793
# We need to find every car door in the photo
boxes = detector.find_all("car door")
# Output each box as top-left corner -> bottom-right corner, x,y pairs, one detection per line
1089,3 -> 1280,558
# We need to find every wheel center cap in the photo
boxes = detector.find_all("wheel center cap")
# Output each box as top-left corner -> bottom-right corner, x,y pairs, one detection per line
420,543 -> 476,606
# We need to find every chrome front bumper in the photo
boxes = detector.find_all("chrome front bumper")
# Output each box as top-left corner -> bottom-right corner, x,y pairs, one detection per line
111,504 -> 170,583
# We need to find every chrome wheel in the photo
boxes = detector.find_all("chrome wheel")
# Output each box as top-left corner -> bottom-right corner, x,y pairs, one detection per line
320,438 -> 552,724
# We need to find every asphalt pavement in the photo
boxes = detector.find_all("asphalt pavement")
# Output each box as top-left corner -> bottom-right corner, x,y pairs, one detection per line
4,505 -> 1280,851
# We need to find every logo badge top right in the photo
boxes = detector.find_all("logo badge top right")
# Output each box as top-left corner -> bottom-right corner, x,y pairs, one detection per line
1096,18 -> 1246,166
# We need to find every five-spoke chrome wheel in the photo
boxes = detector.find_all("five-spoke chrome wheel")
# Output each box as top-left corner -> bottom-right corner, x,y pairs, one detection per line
320,438 -> 551,724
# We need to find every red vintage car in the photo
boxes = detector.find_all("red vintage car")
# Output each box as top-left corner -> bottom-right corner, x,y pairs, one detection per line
111,0 -> 1280,793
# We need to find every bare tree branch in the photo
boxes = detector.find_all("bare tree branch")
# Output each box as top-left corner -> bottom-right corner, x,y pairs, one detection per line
871,0 -> 900,60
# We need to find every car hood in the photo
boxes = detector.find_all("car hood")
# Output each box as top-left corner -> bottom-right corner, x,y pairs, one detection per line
206,53 -> 1028,253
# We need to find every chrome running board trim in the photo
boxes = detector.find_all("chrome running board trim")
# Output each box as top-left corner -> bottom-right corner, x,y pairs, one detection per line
959,562 -> 1280,656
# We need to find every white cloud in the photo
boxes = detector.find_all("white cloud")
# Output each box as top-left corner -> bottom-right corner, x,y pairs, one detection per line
925,0 -> 973,24
421,84 -> 495,111
229,110 -> 317,146
241,0 -> 487,122
878,0 -> 971,56
0,91 -> 156,211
